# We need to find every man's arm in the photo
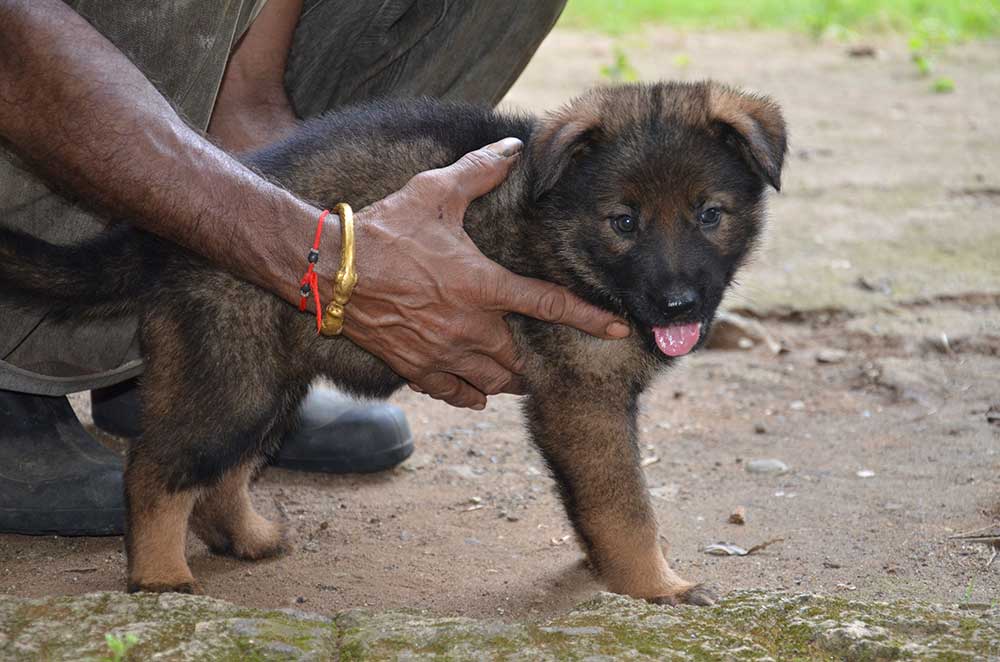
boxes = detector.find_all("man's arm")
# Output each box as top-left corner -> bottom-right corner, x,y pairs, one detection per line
0,0 -> 629,409
0,0 -> 315,308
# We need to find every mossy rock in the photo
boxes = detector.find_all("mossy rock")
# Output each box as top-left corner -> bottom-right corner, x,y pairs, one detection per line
1,590 -> 997,660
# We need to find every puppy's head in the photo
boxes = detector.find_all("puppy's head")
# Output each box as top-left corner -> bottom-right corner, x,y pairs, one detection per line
529,81 -> 787,360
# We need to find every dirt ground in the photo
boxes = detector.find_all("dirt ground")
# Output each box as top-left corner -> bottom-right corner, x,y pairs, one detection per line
1,29 -> 998,620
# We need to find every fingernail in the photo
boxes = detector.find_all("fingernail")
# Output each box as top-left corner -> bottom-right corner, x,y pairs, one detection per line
485,137 -> 523,158
472,401 -> 487,411
607,321 -> 631,338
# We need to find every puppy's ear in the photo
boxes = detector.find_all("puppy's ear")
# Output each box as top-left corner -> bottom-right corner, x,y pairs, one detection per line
708,85 -> 787,191
530,100 -> 603,199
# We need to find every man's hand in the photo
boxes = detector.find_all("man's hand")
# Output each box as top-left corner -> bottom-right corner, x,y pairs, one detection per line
342,139 -> 631,410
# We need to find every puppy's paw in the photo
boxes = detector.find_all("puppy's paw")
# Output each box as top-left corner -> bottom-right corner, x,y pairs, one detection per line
648,584 -> 718,607
201,517 -> 290,560
127,579 -> 203,595
229,518 -> 290,561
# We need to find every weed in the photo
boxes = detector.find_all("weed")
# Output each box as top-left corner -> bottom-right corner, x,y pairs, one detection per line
103,632 -> 139,662
961,578 -> 975,603
907,17 -> 960,90
932,76 -> 955,93
600,47 -> 639,82
911,52 -> 933,77
671,53 -> 692,68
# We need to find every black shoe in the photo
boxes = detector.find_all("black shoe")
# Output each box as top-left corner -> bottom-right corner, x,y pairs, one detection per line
273,387 -> 413,474
90,378 -> 143,439
91,381 -> 414,474
0,390 -> 125,536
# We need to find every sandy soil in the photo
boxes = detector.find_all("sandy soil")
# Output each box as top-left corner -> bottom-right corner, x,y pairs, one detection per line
1,29 -> 998,620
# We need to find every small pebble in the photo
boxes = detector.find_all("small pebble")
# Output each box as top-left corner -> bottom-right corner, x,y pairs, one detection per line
649,484 -> 680,500
745,459 -> 789,475
816,348 -> 848,364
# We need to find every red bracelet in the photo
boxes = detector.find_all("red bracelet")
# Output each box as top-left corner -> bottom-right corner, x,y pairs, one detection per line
298,209 -> 329,333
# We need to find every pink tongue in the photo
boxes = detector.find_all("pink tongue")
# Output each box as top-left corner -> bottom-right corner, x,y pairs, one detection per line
653,323 -> 702,357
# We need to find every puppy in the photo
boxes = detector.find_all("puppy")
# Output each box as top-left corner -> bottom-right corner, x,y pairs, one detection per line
0,81 -> 786,604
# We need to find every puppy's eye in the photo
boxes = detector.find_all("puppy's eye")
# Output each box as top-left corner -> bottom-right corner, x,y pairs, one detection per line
698,207 -> 722,226
611,215 -> 637,234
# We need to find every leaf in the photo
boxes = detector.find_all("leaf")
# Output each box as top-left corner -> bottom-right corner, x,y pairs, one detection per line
704,538 -> 785,556
704,543 -> 749,556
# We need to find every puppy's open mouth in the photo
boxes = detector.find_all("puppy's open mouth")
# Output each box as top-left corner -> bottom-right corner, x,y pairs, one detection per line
652,322 -> 702,357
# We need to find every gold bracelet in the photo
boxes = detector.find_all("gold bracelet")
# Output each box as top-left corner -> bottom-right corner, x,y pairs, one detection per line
319,203 -> 358,336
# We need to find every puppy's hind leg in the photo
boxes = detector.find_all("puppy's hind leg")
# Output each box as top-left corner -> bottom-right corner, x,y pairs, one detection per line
191,458 -> 288,560
124,460 -> 200,594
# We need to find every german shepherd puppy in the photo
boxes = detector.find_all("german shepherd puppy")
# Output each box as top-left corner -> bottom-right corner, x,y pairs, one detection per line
0,81 -> 785,605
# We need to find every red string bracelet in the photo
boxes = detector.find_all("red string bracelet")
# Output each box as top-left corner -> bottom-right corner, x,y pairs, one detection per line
298,209 -> 329,333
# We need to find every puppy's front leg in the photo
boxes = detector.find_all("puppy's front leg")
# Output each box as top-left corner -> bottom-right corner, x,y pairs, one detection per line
124,459 -> 200,594
525,389 -> 715,606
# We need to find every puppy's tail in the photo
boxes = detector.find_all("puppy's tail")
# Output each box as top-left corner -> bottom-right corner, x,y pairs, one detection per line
0,225 -> 165,319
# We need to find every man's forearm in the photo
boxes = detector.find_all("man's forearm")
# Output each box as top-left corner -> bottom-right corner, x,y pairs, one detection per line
0,0 -> 328,306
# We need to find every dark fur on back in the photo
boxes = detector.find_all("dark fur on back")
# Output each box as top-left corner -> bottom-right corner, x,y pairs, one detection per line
0,82 -> 787,601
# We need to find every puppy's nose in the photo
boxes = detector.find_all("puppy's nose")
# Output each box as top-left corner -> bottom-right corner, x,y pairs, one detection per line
665,287 -> 700,319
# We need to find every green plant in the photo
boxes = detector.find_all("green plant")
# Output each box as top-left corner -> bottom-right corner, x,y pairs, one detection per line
932,76 -> 955,93
910,50 -> 933,76
671,53 -> 692,68
907,16 -> 960,90
600,47 -> 639,82
961,578 -> 975,603
103,632 -> 139,662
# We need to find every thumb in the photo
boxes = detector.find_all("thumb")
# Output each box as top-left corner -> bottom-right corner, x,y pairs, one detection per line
435,138 -> 523,203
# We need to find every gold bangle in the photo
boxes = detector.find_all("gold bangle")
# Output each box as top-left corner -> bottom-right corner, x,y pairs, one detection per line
319,203 -> 358,336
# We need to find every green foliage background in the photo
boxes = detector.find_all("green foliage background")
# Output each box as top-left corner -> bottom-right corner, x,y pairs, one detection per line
560,0 -> 1000,38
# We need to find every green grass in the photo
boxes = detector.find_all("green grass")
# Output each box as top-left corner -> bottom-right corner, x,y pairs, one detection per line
559,0 -> 1000,38
102,633 -> 139,662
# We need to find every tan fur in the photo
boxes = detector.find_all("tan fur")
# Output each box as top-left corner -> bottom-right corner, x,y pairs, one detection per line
190,462 -> 287,560
125,477 -> 200,594
708,85 -> 787,190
